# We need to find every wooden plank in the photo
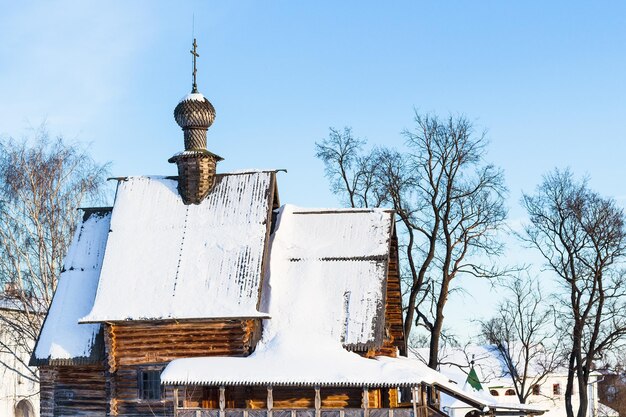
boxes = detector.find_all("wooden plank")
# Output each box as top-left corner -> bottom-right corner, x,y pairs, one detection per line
315,386 -> 321,417
267,386 -> 273,411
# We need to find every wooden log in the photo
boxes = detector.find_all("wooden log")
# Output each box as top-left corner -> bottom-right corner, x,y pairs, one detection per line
109,320 -> 260,367
50,365 -> 107,417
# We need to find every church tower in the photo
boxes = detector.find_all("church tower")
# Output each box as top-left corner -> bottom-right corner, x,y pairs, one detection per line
168,38 -> 223,204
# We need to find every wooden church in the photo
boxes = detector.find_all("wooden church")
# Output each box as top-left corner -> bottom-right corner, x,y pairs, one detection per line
31,41 -> 541,417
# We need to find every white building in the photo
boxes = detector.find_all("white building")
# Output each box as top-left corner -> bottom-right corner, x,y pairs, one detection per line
413,345 -> 618,417
0,300 -> 39,417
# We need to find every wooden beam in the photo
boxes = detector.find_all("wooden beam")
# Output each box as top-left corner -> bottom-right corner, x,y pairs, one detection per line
267,385 -> 273,417
363,387 -> 369,417
219,385 -> 226,417
315,386 -> 321,417
411,387 -> 418,417
174,387 -> 179,417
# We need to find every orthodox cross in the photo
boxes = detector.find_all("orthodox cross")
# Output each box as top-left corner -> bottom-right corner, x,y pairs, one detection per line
191,38 -> 199,93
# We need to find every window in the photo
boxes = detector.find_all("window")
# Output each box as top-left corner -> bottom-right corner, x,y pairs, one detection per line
489,390 -> 499,396
138,370 -> 162,400
553,384 -> 561,396
505,389 -> 516,396
532,385 -> 541,395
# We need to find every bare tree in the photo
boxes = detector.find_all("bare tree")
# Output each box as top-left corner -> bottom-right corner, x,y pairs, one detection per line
315,127 -> 384,208
315,112 -> 508,367
522,169 -> 626,417
0,130 -> 109,382
479,275 -> 562,403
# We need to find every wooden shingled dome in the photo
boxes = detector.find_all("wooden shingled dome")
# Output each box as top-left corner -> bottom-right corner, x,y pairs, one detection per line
173,94 -> 216,150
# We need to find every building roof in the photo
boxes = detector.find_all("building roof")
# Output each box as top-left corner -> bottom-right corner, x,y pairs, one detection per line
161,205 -> 543,414
81,172 -> 276,322
161,204 -> 397,384
412,344 -> 594,388
162,347 -> 545,415
161,343 -> 444,387
32,208 -> 111,365
262,205 -> 395,350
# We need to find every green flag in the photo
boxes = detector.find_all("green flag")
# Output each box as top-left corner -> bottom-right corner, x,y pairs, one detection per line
467,365 -> 483,391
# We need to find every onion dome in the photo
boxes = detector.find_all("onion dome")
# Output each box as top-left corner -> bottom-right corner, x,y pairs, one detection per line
174,93 -> 216,150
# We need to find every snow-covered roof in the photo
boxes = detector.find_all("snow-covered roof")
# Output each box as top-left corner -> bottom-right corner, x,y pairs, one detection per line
82,172 -> 275,322
32,209 -> 111,365
161,204 -> 541,414
161,204 -> 400,386
413,344 -> 583,387
162,343 -> 544,414
413,345 -> 507,387
263,205 -> 395,350
162,338 -> 444,387
597,402 -> 619,417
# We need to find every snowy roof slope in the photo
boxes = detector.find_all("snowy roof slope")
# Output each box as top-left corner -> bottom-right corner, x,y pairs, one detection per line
161,205 -> 544,415
163,204 -> 396,384
262,205 -> 394,349
32,209 -> 111,365
162,345 -> 544,414
162,340 -> 455,387
82,172 -> 274,322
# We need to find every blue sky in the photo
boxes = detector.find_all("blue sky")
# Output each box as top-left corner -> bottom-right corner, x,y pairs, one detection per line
1,1 -> 625,341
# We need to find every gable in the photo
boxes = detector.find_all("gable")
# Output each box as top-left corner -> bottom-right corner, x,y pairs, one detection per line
82,172 -> 275,322
32,209 -> 111,365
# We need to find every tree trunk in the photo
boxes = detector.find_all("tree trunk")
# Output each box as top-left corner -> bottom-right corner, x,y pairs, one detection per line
565,347 -> 577,417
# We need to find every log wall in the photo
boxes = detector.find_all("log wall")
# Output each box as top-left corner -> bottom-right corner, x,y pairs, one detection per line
104,319 -> 261,417
40,367 -> 57,417
377,233 -> 404,357
105,319 -> 261,369
39,365 -> 107,417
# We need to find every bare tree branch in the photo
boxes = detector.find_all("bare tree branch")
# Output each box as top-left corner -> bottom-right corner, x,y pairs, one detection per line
315,113 -> 509,366
0,129 -> 109,383
478,274 -> 563,404
522,169 -> 626,417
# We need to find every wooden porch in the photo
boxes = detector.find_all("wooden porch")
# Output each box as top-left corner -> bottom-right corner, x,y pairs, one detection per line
173,386 -> 446,417
176,408 -> 444,417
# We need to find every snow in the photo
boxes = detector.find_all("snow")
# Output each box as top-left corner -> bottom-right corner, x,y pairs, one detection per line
162,340 -> 532,414
162,206 -> 544,415
163,341 -> 450,387
412,346 -> 561,415
412,345 -> 593,388
259,205 -> 393,347
82,172 -> 273,322
34,210 -> 111,361
162,204 -> 398,385
179,92 -> 206,102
